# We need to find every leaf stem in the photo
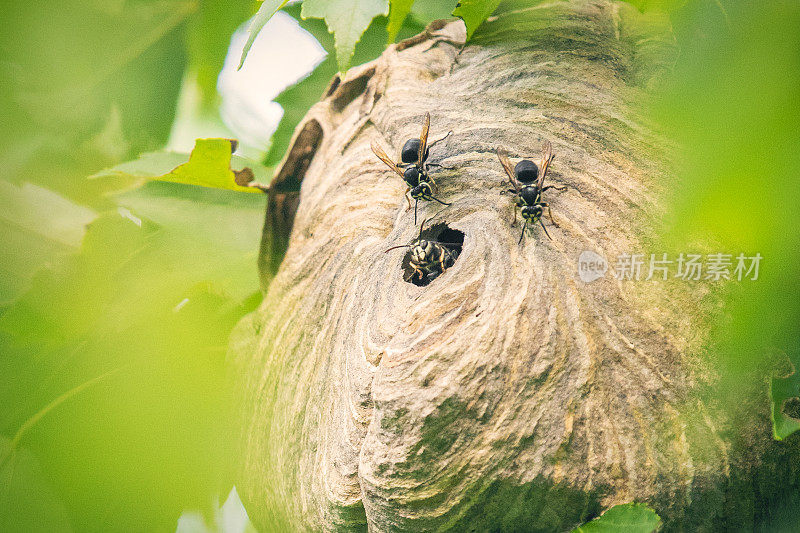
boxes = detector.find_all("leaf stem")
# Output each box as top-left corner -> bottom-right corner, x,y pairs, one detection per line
5,367 -> 124,455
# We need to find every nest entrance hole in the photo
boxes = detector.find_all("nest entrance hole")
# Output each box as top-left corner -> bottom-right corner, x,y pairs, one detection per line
401,222 -> 465,287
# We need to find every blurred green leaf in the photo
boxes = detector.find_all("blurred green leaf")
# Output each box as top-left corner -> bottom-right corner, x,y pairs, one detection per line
572,503 -> 661,533
626,0 -> 688,12
262,2 -> 339,166
115,183 -> 267,292
388,0 -> 415,42
0,180 -> 264,530
0,181 -> 96,306
238,0 -> 291,69
93,139 -> 268,193
302,0 -> 390,72
409,0 -> 459,24
656,1 -> 800,397
188,0 -> 259,104
771,375 -> 800,440
0,0 -> 191,204
92,151 -> 191,181
452,0 -> 503,39
771,347 -> 800,440
0,437 -> 72,533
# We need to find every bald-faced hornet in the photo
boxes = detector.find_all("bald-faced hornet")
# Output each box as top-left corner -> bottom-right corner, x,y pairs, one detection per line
385,216 -> 462,285
497,141 -> 566,244
371,112 -> 453,223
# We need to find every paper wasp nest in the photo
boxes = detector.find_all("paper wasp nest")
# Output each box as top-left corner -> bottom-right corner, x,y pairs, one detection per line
230,3 -> 799,531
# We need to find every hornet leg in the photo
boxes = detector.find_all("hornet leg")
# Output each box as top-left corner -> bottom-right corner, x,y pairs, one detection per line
427,175 -> 438,193
543,203 -> 559,227
427,162 -> 456,170
426,130 -> 452,149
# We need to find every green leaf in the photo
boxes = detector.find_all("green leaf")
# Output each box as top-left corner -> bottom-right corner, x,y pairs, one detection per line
91,151 -> 190,180
0,181 -> 264,530
656,2 -> 800,403
625,0 -> 688,12
0,181 -> 96,306
92,139 -> 269,193
302,0 -> 390,72
284,3 -> 336,50
452,0 -> 503,39
115,183 -> 266,296
410,0 -> 460,24
0,437 -> 72,533
572,503 -> 661,533
771,349 -> 800,440
238,0 -> 291,69
388,0 -> 416,42
188,0 -> 259,103
1,1 -> 191,203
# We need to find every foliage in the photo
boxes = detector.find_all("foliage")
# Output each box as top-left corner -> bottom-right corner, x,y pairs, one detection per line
263,56 -> 339,167
238,0 -> 291,70
1,0 -> 798,529
189,0 -> 260,105
302,0 -> 391,72
0,182 -> 264,531
387,0 -> 416,42
239,0 -> 467,73
572,503 -> 661,533
258,0 -> 458,166
771,346 -> 800,440
0,436 -> 71,532
453,0 -> 504,39
0,182 -> 96,305
259,4 -> 341,166
92,138 -> 268,193
626,0 -> 688,12
0,1 -> 267,528
0,0 -> 256,205
651,0 -> 800,437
